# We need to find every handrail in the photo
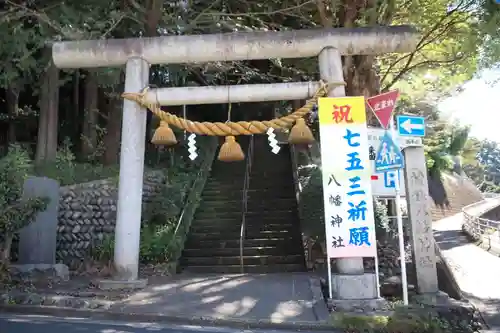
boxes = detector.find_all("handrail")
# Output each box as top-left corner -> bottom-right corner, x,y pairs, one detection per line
289,144 -> 303,213
239,135 -> 254,273
462,196 -> 500,243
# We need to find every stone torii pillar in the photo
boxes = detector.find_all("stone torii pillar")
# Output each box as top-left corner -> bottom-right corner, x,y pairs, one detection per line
52,26 -> 418,291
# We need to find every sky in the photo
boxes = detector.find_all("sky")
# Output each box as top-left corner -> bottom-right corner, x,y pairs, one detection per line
439,68 -> 500,142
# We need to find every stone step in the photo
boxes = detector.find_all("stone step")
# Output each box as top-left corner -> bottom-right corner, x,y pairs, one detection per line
203,184 -> 244,191
180,254 -> 303,266
194,209 -> 295,219
201,190 -> 295,200
195,204 -> 242,213
199,199 -> 296,210
247,185 -> 295,192
190,222 -> 295,233
249,166 -> 293,172
182,246 -> 302,257
184,237 -> 298,249
243,217 -> 299,225
201,188 -> 243,196
188,229 -> 294,241
208,174 -> 245,180
180,263 -> 305,274
246,192 -> 296,200
247,202 -> 297,211
245,210 -> 296,217
192,216 -> 295,226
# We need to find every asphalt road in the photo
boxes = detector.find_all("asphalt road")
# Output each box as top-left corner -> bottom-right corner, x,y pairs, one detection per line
0,314 -> 316,333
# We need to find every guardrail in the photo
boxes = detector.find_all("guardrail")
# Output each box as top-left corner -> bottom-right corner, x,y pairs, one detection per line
462,195 -> 500,249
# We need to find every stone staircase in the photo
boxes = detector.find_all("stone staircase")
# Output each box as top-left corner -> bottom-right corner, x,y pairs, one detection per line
180,135 -> 305,273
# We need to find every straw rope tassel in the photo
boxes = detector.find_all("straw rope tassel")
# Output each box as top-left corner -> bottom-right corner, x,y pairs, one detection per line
218,135 -> 245,162
288,118 -> 315,144
151,120 -> 177,146
218,104 -> 245,162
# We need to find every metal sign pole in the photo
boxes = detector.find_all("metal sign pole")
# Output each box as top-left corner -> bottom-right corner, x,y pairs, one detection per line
374,251 -> 381,298
327,258 -> 333,299
390,117 -> 409,305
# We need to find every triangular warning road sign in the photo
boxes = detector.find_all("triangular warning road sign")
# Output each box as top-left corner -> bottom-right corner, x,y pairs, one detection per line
366,90 -> 400,129
374,131 -> 404,173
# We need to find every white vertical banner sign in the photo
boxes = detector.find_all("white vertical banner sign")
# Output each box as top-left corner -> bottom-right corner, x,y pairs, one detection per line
318,96 -> 378,297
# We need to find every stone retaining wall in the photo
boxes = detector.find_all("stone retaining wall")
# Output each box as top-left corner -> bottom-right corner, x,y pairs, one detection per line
56,171 -> 165,266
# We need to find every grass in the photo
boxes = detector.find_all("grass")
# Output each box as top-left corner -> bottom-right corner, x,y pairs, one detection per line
328,305 -> 465,333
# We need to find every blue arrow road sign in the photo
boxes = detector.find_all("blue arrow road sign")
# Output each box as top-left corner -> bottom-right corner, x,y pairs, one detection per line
397,115 -> 426,137
375,131 -> 404,172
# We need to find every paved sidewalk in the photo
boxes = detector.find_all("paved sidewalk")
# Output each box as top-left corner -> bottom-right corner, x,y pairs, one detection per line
0,272 -> 330,329
111,273 -> 329,324
434,212 -> 500,329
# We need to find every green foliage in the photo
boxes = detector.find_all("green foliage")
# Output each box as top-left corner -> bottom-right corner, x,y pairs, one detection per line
0,197 -> 49,235
374,199 -> 392,237
385,0 -> 480,94
463,139 -> 500,192
329,304 -> 478,333
394,95 -> 476,176
424,122 -> 475,176
92,136 -> 217,265
476,0 -> 500,70
137,169 -> 193,264
35,138 -> 119,186
0,144 -> 33,206
297,164 -> 325,241
92,169 -> 192,264
0,144 -> 49,262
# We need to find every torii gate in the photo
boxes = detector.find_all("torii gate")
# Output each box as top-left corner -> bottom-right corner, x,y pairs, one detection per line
52,26 -> 418,301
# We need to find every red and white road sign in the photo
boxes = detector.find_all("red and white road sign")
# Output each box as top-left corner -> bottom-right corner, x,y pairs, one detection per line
366,90 -> 400,129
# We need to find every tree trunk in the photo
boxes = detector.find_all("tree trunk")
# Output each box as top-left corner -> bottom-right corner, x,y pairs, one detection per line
35,48 -> 60,165
102,89 -> 123,165
324,0 -> 383,126
143,0 -> 164,154
1,233 -> 13,264
81,71 -> 99,159
73,70 -> 81,147
5,85 -> 19,144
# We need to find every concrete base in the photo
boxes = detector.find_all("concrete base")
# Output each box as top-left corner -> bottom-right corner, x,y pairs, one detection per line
308,276 -> 330,321
328,297 -> 389,312
11,264 -> 69,281
331,273 -> 378,300
97,278 -> 148,291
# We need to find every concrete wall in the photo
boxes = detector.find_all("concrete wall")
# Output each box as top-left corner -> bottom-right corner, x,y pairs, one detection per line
480,205 -> 500,222
429,172 -> 484,222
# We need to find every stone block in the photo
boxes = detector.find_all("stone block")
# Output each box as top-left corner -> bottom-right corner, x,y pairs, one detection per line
10,263 -> 70,281
328,297 -> 389,312
97,278 -> 148,290
331,273 -> 378,300
403,147 -> 439,294
18,177 -> 60,265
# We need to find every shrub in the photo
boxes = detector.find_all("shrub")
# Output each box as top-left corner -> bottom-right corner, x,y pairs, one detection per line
35,138 -> 119,186
91,135 -> 215,266
329,304 -> 480,333
0,144 -> 49,265
92,167 -> 195,264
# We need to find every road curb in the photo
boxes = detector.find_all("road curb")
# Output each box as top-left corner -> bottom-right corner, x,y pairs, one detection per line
0,304 -> 337,331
